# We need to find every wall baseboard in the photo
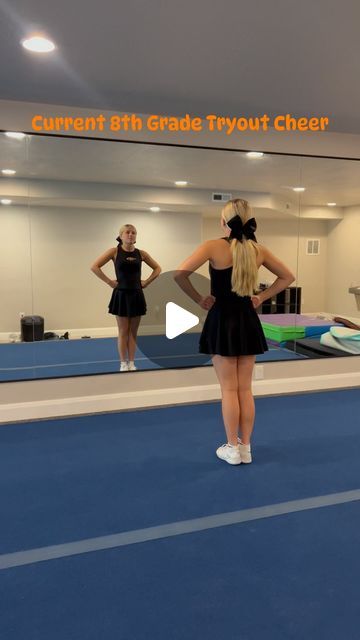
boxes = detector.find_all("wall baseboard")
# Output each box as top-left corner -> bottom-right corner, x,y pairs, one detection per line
1,371 -> 359,425
0,324 -> 167,342
2,312 -> 358,343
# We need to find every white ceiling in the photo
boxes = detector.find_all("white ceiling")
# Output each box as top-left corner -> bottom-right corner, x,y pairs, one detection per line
1,0 -> 360,133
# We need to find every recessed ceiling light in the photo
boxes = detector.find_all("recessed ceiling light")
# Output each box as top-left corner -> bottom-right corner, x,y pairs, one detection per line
246,152 -> 264,159
327,202 -> 337,206
293,187 -> 306,192
5,132 -> 26,140
175,181 -> 188,186
150,206 -> 160,212
1,169 -> 16,175
1,199 -> 12,205
21,35 -> 56,53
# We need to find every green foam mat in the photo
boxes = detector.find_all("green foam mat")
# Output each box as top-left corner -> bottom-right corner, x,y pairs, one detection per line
261,323 -> 305,343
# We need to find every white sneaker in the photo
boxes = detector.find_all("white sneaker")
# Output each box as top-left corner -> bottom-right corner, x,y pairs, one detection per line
237,439 -> 252,464
128,361 -> 137,371
120,362 -> 129,372
216,443 -> 242,465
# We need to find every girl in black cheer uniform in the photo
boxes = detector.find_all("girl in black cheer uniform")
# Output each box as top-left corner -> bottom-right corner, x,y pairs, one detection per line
175,199 -> 295,465
91,224 -> 161,371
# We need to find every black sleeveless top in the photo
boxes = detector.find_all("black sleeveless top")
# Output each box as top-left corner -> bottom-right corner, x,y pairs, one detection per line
209,237 -> 250,300
114,246 -> 142,290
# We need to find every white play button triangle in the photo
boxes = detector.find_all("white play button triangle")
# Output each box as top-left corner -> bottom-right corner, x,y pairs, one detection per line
166,302 -> 200,339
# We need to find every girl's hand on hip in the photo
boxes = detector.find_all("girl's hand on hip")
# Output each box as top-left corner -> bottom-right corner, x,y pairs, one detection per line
199,295 -> 216,310
251,295 -> 262,309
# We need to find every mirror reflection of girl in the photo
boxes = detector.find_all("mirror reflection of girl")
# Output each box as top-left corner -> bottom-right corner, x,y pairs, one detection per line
175,198 -> 295,465
91,224 -> 161,371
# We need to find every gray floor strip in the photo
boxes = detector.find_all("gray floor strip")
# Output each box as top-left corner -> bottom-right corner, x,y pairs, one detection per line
1,488 -> 360,571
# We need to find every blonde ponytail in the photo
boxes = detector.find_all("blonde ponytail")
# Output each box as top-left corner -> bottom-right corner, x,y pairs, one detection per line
222,199 -> 259,297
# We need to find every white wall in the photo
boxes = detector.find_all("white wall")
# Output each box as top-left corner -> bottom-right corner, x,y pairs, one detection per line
0,206 -> 33,333
0,206 -> 201,332
294,218 -> 329,313
2,204 -> 359,335
326,207 -> 360,316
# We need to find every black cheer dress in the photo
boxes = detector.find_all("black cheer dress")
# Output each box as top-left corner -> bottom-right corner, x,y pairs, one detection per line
199,240 -> 268,356
108,245 -> 147,317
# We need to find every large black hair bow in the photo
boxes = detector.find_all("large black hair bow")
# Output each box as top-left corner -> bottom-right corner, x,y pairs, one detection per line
227,216 -> 257,242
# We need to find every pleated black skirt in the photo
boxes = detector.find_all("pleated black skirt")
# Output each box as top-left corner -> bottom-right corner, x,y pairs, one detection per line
199,296 -> 268,356
108,287 -> 147,317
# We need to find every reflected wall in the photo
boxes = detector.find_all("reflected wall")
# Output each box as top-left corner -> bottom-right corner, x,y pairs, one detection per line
295,156 -> 360,358
0,132 -> 36,379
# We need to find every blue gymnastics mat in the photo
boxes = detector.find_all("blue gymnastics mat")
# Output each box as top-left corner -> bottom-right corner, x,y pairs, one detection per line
0,333 -> 306,381
0,388 -> 360,640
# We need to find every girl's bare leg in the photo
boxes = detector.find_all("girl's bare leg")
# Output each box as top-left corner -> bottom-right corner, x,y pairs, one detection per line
115,316 -> 130,361
128,316 -> 141,362
237,355 -> 256,445
212,355 -> 239,446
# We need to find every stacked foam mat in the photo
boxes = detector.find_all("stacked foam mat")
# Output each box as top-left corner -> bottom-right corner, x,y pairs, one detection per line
259,314 -> 339,346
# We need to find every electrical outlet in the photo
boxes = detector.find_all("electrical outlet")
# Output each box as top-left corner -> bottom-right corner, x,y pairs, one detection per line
254,365 -> 264,380
19,312 -> 25,318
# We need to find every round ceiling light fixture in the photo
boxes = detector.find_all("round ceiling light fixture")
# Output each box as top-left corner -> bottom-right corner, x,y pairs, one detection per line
21,35 -> 56,53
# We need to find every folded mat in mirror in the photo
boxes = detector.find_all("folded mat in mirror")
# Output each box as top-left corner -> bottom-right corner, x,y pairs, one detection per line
284,338 -> 346,357
320,331 -> 360,354
330,326 -> 360,341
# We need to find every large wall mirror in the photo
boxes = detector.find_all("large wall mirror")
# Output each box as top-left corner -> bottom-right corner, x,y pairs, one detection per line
0,132 -> 359,381
296,156 -> 360,358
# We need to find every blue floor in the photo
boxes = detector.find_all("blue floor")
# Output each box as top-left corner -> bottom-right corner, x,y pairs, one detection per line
0,388 -> 359,639
0,334 -> 306,381
1,504 -> 359,640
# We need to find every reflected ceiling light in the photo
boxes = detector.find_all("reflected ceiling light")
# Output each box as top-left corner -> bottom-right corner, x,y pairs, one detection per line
21,35 -> 56,53
150,206 -> 160,212
1,199 -> 12,205
5,132 -> 26,140
293,187 -> 306,192
1,169 -> 16,175
327,202 -> 337,206
246,152 -> 264,159
175,181 -> 188,186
